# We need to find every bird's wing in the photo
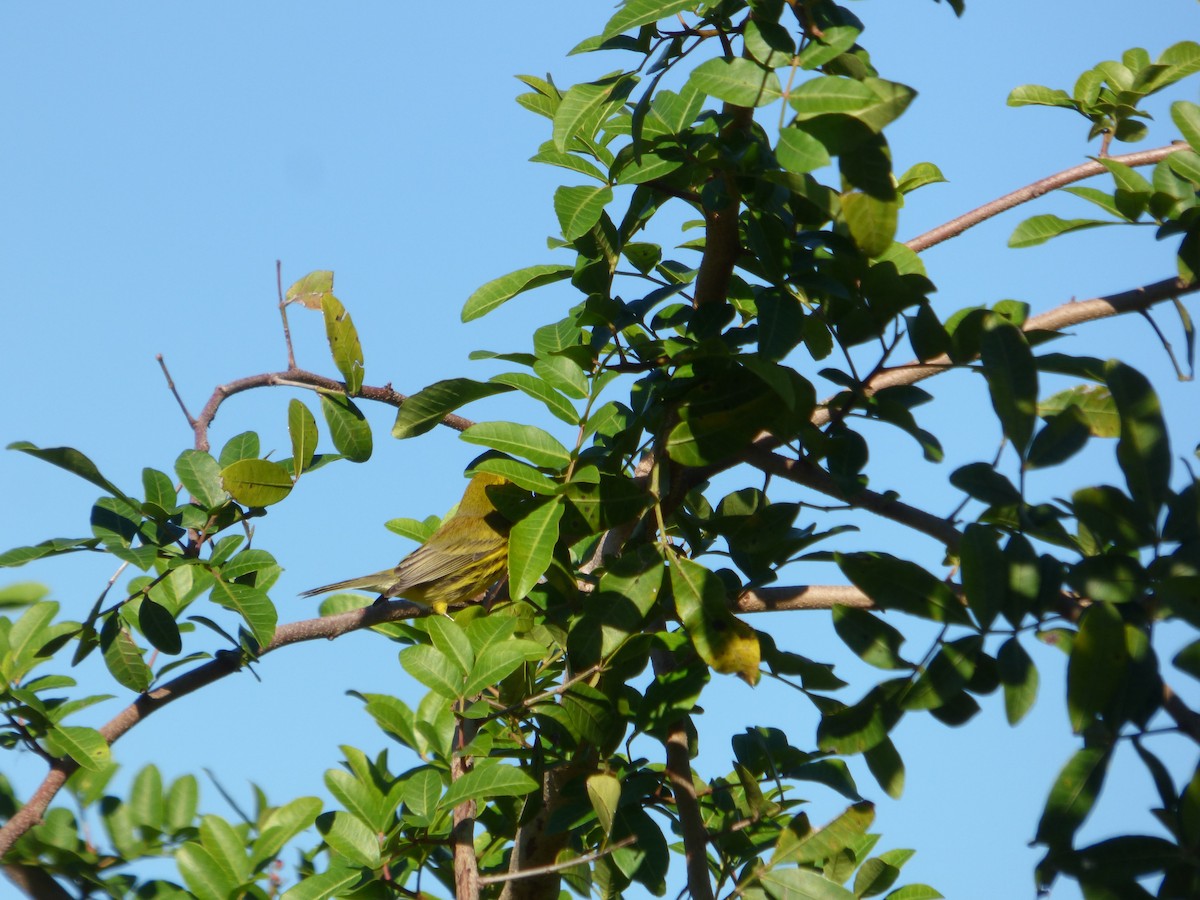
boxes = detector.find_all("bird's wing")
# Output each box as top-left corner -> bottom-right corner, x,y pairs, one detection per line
385,534 -> 497,595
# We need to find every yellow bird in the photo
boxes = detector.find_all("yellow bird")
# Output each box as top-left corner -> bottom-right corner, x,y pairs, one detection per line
299,472 -> 512,615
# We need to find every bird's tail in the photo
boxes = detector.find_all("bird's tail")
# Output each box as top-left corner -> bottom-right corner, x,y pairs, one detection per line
298,575 -> 387,599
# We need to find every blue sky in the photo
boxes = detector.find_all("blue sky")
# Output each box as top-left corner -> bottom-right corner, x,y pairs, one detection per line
2,2 -> 1200,898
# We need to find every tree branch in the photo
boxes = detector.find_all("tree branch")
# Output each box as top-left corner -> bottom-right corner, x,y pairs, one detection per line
905,143 -> 1189,253
736,584 -> 875,612
0,597 -> 432,860
183,368 -> 476,452
693,103 -> 754,307
479,835 -> 637,886
744,448 -> 963,551
451,709 -> 480,900
804,275 -> 1200,430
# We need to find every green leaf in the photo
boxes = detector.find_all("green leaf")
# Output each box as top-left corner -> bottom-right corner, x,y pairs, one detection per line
325,768 -> 383,834
288,399 -> 319,475
774,801 -> 875,867
760,867 -> 857,899
177,842 -> 239,900
1026,406 -> 1091,469
209,581 -> 277,648
837,553 -> 970,625
508,497 -> 564,601
101,623 -> 152,692
469,456 -> 558,494
425,616 -> 474,675
670,556 -> 761,683
831,606 -> 908,670
8,600 -> 60,666
1096,157 -> 1153,220
897,162 -> 947,194
855,857 -> 902,898
321,811 -> 381,868
281,865 -> 362,900
1009,214 -> 1114,248
789,76 -> 877,116
399,644 -> 464,699
1174,639 -> 1200,681
438,761 -> 539,810
1007,84 -> 1077,109
461,421 -> 571,468
200,814 -> 251,882
688,57 -> 783,107
217,432 -> 260,468
903,637 -> 979,711
997,637 -> 1039,725
587,773 -> 621,838
602,0 -> 696,40
959,524 -> 1006,630
175,450 -> 226,509
841,191 -> 898,258
795,24 -> 861,70
1037,384 -> 1119,437
319,393 -> 372,463
555,184 -> 614,241
253,796 -> 323,866
1172,100 -> 1200,151
863,737 -> 905,800
129,765 -> 164,830
530,141 -> 608,181
462,640 -> 546,697
491,372 -> 579,425
392,378 -> 512,439
285,269 -> 334,309
321,295 -> 364,394
220,459 -> 293,507
138,598 -> 182,655
166,774 -> 199,833
0,537 -> 100,568
1035,746 -> 1111,848
1107,360 -> 1170,524
7,441 -> 130,501
45,725 -> 111,772
141,467 -> 178,513
1067,602 -> 1128,732
980,316 -> 1037,454
552,74 -> 636,151
462,264 -> 574,322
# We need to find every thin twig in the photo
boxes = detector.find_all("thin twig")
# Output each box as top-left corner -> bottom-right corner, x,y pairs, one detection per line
477,835 -> 638,886
744,449 -> 963,551
277,260 -> 297,370
156,354 -> 196,427
905,143 -> 1189,253
189,368 -> 476,452
798,276 -> 1200,431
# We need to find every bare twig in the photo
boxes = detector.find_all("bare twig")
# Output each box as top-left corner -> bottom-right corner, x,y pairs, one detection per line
478,835 -> 637,886
156,354 -> 196,427
904,143 -> 1189,253
277,260 -> 298,370
188,368 -> 476,452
